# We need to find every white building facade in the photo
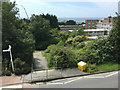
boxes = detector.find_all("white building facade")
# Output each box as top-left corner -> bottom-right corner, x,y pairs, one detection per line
84,29 -> 109,38
96,17 -> 113,30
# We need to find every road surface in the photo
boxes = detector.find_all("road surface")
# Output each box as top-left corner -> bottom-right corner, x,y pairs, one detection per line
22,71 -> 119,88
1,71 -> 119,89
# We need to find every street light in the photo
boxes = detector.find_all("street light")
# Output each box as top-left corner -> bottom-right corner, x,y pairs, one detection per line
3,45 -> 14,72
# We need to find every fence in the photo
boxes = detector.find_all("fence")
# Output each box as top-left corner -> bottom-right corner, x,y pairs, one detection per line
22,67 -> 63,84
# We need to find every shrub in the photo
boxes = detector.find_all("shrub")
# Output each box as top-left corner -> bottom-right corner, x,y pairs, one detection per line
49,45 -> 77,68
72,35 -> 85,43
14,58 -> 29,75
44,44 -> 56,53
57,40 -> 65,46
76,42 -> 85,49
5,70 -> 11,76
85,63 -> 97,73
65,37 -> 73,45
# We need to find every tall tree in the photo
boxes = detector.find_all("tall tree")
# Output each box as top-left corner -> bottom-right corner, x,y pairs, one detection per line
41,13 -> 59,29
2,2 -> 35,75
107,16 -> 120,63
66,20 -> 76,25
30,14 -> 52,50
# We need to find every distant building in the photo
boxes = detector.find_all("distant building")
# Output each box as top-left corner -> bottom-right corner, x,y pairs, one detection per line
118,1 -> 120,14
84,29 -> 109,37
96,17 -> 113,30
59,25 -> 83,31
85,20 -> 99,29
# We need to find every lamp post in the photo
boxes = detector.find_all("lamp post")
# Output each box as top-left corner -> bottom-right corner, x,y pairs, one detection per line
3,45 -> 14,72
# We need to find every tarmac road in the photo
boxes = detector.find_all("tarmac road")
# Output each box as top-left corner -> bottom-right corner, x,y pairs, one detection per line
1,71 -> 119,89
36,71 -> 119,88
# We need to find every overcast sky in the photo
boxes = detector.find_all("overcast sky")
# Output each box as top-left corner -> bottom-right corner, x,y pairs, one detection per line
10,0 -> 119,18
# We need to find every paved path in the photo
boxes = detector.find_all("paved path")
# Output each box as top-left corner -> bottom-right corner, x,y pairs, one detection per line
33,51 -> 48,69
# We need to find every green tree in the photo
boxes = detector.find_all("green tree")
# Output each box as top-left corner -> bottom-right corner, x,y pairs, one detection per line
107,16 -> 120,63
2,2 -> 35,75
30,14 -> 53,50
66,20 -> 76,25
70,28 -> 85,38
58,31 -> 69,42
58,22 -> 66,25
41,13 -> 59,29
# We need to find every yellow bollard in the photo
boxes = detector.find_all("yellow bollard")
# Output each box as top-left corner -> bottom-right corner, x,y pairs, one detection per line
77,61 -> 87,71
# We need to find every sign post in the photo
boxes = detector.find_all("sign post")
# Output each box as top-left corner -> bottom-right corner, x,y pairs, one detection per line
3,45 -> 14,72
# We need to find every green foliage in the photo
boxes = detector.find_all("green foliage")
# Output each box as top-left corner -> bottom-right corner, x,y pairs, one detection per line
41,13 -> 59,29
58,31 -> 69,42
65,35 -> 86,48
70,28 -> 86,37
96,62 -> 120,72
58,22 -> 66,25
2,2 -> 35,75
30,14 -> 59,50
107,17 -> 120,63
3,70 -> 11,76
30,14 -> 51,50
43,16 -> 120,72
76,42 -> 85,49
85,63 -> 97,73
66,20 -> 76,25
65,37 -> 73,45
44,45 -> 56,53
48,45 -> 77,68
57,40 -> 65,46
14,58 -> 25,75
76,16 -> 120,65
70,30 -> 78,37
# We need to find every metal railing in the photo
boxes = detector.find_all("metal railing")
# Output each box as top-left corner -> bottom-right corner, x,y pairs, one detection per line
31,67 -> 62,82
22,67 -> 63,84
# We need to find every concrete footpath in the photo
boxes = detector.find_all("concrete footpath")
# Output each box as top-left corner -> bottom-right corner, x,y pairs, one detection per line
23,68 -> 88,83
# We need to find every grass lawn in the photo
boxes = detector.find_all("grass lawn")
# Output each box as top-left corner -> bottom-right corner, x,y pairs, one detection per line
96,62 -> 120,72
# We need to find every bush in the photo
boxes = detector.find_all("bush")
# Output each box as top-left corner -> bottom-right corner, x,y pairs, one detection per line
65,35 -> 86,47
14,68 -> 21,75
72,35 -> 85,43
57,40 -> 65,46
49,45 -> 77,68
3,70 -> 11,76
85,63 -> 97,73
44,45 -> 56,53
76,42 -> 85,49
65,37 -> 73,45
14,58 -> 30,75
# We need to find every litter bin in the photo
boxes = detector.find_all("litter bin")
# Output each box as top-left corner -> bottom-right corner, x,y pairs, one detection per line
77,61 -> 87,71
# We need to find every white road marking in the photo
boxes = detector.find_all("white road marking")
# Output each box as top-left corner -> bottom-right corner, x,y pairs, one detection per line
64,77 -> 83,84
83,76 -> 104,78
105,72 -> 118,78
39,71 -> 119,85
47,82 -> 63,85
